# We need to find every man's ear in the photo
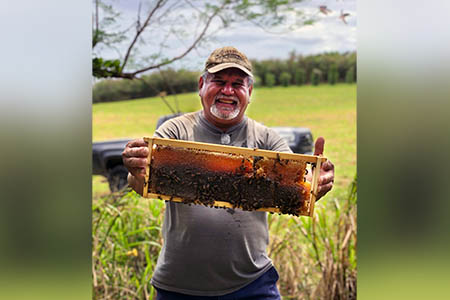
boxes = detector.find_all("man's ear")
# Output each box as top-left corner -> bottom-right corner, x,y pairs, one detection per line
248,84 -> 253,97
198,76 -> 204,95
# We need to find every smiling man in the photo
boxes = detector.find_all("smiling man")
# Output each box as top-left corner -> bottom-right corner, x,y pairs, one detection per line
201,68 -> 249,123
200,47 -> 253,128
122,46 -> 335,299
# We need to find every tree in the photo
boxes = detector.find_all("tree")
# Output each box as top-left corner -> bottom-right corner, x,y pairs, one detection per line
92,0 -> 319,80
265,72 -> 276,87
311,68 -> 321,86
346,66 -> 355,83
280,72 -> 292,87
294,68 -> 306,85
328,64 -> 338,85
253,75 -> 263,87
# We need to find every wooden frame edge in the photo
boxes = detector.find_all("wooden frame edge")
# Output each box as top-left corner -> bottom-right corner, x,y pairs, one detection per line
144,137 -> 320,163
143,137 -> 326,217
143,138 -> 154,198
309,156 -> 325,216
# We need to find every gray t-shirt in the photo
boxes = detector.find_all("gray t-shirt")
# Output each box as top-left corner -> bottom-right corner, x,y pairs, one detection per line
150,111 -> 291,296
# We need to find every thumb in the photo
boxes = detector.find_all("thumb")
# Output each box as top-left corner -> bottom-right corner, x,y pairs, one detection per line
314,137 -> 325,156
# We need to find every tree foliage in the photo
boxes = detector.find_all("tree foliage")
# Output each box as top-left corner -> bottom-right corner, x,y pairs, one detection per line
346,66 -> 355,83
328,64 -> 338,85
295,68 -> 306,86
93,68 -> 200,103
265,72 -> 276,87
92,58 -> 122,78
311,68 -> 321,86
253,51 -> 356,85
280,72 -> 292,87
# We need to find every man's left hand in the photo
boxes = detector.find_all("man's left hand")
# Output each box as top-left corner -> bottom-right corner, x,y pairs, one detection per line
311,137 -> 335,200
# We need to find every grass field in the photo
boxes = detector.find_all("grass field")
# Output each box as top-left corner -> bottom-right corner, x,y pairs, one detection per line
92,83 -> 357,299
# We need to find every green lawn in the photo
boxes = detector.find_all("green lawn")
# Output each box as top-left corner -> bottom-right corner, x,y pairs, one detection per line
93,83 -> 356,199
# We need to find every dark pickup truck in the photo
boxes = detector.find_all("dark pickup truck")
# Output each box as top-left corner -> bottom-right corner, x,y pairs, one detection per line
93,115 -> 314,192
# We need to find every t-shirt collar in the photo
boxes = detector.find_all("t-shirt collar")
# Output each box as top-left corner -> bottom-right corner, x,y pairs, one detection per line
200,110 -> 247,135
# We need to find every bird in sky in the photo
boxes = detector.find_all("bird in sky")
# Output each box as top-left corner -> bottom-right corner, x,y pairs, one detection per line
340,10 -> 350,24
319,5 -> 332,15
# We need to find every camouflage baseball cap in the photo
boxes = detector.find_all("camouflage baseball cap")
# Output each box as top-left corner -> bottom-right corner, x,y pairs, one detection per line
205,46 -> 253,77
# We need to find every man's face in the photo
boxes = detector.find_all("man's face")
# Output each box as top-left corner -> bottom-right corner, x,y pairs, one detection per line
199,68 -> 253,129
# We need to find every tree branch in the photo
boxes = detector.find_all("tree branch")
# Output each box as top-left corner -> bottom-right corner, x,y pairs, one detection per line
92,0 -> 100,48
94,0 -> 316,80
124,2 -> 226,78
95,0 -> 99,33
121,0 -> 166,72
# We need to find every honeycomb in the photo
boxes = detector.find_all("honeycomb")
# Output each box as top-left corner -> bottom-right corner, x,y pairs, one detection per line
147,144 -> 311,216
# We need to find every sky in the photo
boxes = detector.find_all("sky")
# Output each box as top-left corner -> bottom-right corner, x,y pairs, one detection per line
94,0 -> 356,72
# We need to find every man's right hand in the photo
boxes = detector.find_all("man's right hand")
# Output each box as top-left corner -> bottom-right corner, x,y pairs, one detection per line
122,138 -> 149,194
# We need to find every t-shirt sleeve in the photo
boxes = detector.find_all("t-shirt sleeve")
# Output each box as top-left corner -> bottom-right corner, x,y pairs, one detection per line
153,112 -> 198,140
154,119 -> 182,139
265,127 -> 293,153
250,119 -> 292,153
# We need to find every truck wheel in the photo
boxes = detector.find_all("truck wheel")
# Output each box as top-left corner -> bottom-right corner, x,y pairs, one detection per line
107,165 -> 129,192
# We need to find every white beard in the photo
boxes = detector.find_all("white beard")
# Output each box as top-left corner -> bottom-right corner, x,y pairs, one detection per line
210,103 -> 240,120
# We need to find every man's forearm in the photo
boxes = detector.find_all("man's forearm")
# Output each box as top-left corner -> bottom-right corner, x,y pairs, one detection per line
127,173 -> 144,196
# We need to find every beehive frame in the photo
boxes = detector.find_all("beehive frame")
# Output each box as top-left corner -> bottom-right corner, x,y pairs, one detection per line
143,137 -> 326,217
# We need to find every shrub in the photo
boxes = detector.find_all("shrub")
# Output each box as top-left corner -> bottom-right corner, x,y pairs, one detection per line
346,66 -> 355,83
253,75 -> 262,87
93,79 -> 132,103
310,69 -> 321,86
328,64 -> 338,85
294,68 -> 306,86
251,51 -> 356,87
93,69 -> 200,103
279,72 -> 292,87
265,72 -> 276,87
269,174 -> 357,299
92,190 -> 164,299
